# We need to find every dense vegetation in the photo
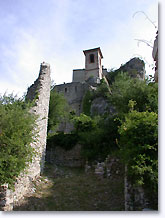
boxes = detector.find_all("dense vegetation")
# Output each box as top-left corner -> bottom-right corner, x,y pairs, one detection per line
109,73 -> 158,114
109,72 -> 158,208
47,69 -> 158,209
48,88 -> 70,133
0,94 -> 37,188
119,108 -> 158,209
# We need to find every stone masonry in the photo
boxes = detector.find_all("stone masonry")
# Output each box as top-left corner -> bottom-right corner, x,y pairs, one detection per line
0,62 -> 51,211
55,47 -> 108,117
46,144 -> 84,167
55,48 -> 145,120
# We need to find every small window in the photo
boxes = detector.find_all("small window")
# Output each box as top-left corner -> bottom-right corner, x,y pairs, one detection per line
75,86 -> 77,92
89,54 -> 95,63
65,88 -> 67,93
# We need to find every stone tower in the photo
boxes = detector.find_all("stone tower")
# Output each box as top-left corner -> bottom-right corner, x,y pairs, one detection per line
83,47 -> 103,81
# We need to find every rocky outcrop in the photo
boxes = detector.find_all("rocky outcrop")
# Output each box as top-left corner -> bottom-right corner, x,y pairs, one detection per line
119,57 -> 145,80
90,97 -> 115,116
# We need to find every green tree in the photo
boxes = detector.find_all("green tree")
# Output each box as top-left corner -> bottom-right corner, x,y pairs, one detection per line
118,109 -> 158,209
106,68 -> 121,85
82,90 -> 94,116
72,113 -> 97,133
48,89 -> 69,133
109,73 -> 158,115
0,94 -> 37,188
71,114 -> 120,161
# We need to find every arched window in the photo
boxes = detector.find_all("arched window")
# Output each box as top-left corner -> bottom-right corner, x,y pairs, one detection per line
89,54 -> 95,63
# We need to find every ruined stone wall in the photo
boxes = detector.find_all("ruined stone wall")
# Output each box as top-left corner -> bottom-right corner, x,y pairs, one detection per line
55,82 -> 87,115
26,62 -> 51,173
72,69 -> 86,82
0,62 -> 51,211
46,144 -> 84,167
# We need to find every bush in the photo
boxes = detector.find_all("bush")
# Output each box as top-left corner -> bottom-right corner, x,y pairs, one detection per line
71,114 -> 120,161
0,94 -> 37,188
118,109 -> 158,208
48,89 -> 70,133
82,90 -> 94,116
109,73 -> 158,115
47,132 -> 78,151
72,113 -> 97,132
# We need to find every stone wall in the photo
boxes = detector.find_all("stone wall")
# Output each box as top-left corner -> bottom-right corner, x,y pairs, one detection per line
46,144 -> 84,167
55,82 -> 88,116
84,156 -> 149,211
0,62 -> 51,211
72,69 -> 86,82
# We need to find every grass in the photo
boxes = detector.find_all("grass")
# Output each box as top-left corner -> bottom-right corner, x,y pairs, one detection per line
14,164 -> 124,211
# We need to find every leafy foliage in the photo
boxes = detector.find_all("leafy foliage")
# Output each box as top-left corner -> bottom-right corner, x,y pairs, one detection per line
108,72 -> 158,208
82,90 -> 94,116
47,132 -> 78,151
109,73 -> 158,115
118,109 -> 158,208
0,94 -> 37,188
72,113 -> 97,133
48,89 -> 70,133
106,68 -> 121,85
72,114 -> 120,161
94,79 -> 110,99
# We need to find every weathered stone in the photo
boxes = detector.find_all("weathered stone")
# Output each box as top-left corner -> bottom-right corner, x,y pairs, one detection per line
55,47 -> 108,122
0,62 -> 51,211
46,144 -> 84,167
119,57 -> 145,80
90,97 -> 115,116
85,161 -> 92,173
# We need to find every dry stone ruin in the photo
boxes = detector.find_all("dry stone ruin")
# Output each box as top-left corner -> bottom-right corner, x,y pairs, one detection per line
0,62 -> 51,211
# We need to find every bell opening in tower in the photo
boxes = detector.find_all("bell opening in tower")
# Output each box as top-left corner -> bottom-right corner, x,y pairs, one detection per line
89,54 -> 95,63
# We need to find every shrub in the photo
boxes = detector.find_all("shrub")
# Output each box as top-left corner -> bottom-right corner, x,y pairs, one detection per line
72,113 -> 97,133
47,132 -> 78,151
71,114 -> 120,161
48,89 -> 70,133
82,90 -> 94,116
0,94 -> 37,188
118,109 -> 158,208
109,73 -> 158,114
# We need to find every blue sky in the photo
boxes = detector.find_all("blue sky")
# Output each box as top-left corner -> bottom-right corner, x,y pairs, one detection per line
0,0 -> 158,96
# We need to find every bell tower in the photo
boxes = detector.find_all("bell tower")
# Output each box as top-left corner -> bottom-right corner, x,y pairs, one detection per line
83,47 -> 103,81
